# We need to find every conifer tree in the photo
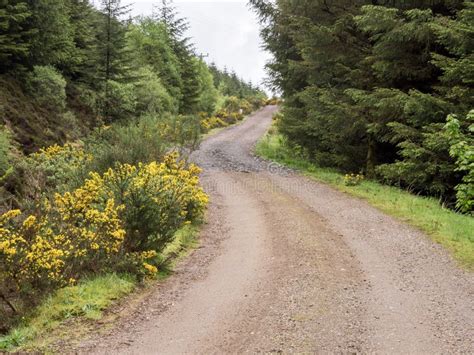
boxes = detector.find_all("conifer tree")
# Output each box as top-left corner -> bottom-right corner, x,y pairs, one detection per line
66,0 -> 99,81
27,0 -> 75,68
97,0 -> 132,121
252,0 -> 473,208
154,0 -> 200,114
0,0 -> 34,71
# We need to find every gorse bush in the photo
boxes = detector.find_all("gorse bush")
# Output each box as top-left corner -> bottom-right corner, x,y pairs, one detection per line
19,144 -> 92,198
0,153 -> 208,327
101,153 -> 208,253
199,96 -> 265,133
156,114 -> 202,152
200,116 -> 228,132
344,174 -> 365,187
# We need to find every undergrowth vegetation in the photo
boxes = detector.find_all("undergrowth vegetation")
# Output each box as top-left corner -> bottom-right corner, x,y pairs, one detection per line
0,273 -> 136,350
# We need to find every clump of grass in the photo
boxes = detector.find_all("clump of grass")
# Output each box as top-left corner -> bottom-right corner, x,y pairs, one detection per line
256,133 -> 474,268
158,223 -> 201,274
0,274 -> 135,351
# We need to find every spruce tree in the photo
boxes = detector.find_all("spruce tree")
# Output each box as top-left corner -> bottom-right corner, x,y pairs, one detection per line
97,0 -> 132,121
252,0 -> 473,208
66,0 -> 99,81
154,0 -> 200,114
27,0 -> 75,68
0,0 -> 34,72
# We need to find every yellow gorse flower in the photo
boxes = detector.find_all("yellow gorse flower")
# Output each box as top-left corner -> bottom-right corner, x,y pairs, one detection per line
0,152 -> 208,290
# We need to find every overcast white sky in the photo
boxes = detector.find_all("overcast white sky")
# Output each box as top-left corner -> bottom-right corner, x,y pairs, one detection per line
94,0 -> 271,90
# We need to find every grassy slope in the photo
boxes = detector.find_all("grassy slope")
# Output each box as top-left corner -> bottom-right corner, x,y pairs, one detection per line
256,133 -> 474,269
0,224 -> 200,352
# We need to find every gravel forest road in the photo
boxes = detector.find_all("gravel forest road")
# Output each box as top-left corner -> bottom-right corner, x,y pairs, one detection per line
82,106 -> 473,354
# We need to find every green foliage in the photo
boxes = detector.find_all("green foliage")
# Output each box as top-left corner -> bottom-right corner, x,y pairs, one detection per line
0,128 -> 13,180
28,0 -> 75,68
12,143 -> 90,206
102,80 -> 136,122
195,59 -> 218,114
84,116 -> 166,175
126,17 -> 182,108
208,63 -> 263,100
97,0 -> 132,121
26,65 -> 67,111
0,274 -> 135,351
0,0 -> 34,71
133,67 -> 176,115
252,0 -> 472,210
444,110 -> 474,213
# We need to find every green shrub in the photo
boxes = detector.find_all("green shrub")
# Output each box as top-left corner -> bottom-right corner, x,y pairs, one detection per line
0,128 -> 13,181
239,99 -> 252,115
0,154 -> 208,331
103,80 -> 137,122
445,110 -> 474,214
76,84 -> 101,115
222,96 -> 241,113
27,66 -> 67,111
84,115 -> 166,174
13,143 -> 90,205
134,67 -> 176,115
156,114 -> 202,152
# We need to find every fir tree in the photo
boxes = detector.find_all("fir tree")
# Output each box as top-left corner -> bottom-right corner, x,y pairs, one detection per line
27,0 -> 75,68
97,0 -> 132,121
0,0 -> 34,71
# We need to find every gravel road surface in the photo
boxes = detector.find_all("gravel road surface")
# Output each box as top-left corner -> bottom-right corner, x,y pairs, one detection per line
76,106 -> 473,354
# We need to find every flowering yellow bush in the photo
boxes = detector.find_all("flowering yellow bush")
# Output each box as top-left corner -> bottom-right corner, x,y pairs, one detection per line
30,143 -> 92,171
200,117 -> 228,132
0,152 -> 207,313
101,152 -> 208,253
0,177 -> 126,291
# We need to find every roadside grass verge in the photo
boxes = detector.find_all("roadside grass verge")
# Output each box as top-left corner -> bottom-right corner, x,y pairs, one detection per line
256,133 -> 474,269
0,223 -> 201,352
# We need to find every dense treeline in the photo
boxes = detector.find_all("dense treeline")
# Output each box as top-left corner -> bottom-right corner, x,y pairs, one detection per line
0,0 -> 266,332
251,0 -> 473,213
0,0 -> 265,150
